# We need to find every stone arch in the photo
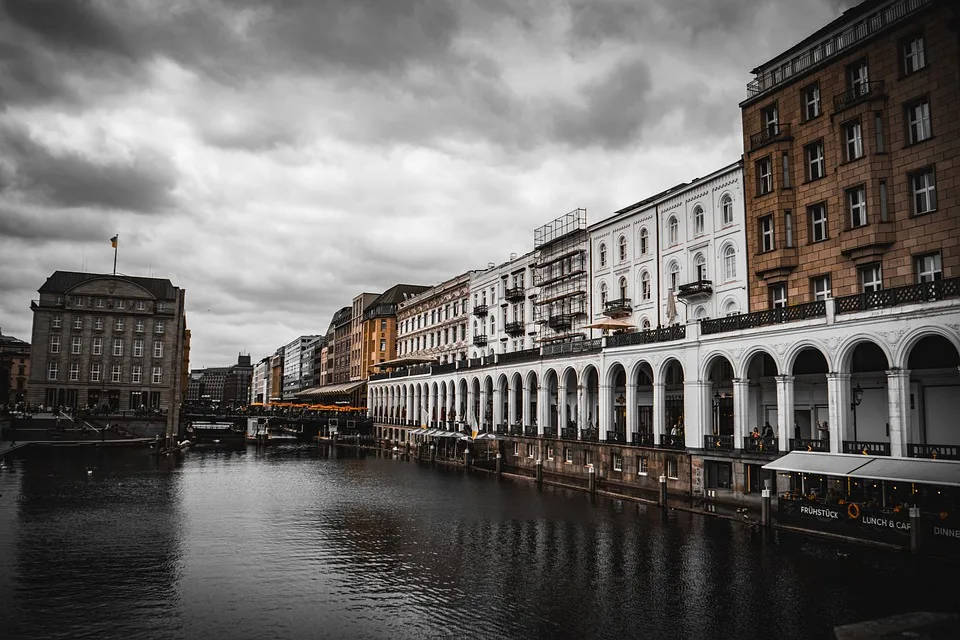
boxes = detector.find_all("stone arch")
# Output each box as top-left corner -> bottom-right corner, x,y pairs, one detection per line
699,350 -> 735,382
656,355 -> 684,383
836,334 -> 893,374
784,340 -> 833,374
560,365 -> 579,389
629,358 -> 655,384
738,346 -> 780,379
895,326 -> 960,369
605,360 -> 628,387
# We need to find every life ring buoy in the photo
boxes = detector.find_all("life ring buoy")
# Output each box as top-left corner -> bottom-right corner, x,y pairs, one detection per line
847,503 -> 860,519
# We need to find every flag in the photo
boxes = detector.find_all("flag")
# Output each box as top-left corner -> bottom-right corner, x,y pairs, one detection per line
110,235 -> 118,248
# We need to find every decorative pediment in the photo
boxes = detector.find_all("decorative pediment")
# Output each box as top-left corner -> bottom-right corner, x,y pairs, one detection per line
68,277 -> 155,299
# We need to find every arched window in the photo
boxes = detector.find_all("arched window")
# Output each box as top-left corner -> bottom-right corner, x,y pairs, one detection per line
599,282 -> 608,306
639,228 -> 648,255
668,216 -> 678,245
669,262 -> 680,290
695,306 -> 707,320
694,253 -> 707,281
723,300 -> 740,317
618,276 -> 628,300
721,195 -> 734,225
618,235 -> 627,262
723,244 -> 737,281
641,271 -> 651,301
641,317 -> 651,330
693,206 -> 704,236
599,243 -> 607,267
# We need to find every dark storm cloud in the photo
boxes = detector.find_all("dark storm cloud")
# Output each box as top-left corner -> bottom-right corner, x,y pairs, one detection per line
0,204 -> 111,241
2,0 -> 132,56
0,124 -> 177,213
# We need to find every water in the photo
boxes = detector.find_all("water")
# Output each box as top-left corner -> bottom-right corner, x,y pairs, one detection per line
0,448 -> 956,640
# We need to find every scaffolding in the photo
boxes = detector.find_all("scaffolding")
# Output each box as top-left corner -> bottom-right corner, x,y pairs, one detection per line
533,208 -> 589,343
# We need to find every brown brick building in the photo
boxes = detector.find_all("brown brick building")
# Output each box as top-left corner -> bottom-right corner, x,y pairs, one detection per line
740,0 -> 958,310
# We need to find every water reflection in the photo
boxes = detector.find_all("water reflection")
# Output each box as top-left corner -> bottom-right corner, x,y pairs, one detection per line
0,450 -> 956,640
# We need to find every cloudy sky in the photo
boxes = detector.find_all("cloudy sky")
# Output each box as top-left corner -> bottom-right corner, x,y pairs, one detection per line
0,0 -> 850,368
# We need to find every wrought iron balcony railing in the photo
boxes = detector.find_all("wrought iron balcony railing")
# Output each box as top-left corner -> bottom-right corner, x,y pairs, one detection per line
743,437 -> 779,454
473,335 -> 488,347
749,124 -> 792,152
547,314 -> 574,330
631,432 -> 655,447
833,80 -> 885,113
602,298 -> 632,317
704,434 -> 734,451
505,321 -> 525,336
606,325 -> 685,348
789,438 -> 829,452
677,279 -> 713,299
907,443 -> 959,461
842,440 -> 891,456
659,434 -> 686,450
700,300 -> 825,335
836,277 -> 960,314
504,286 -> 525,302
472,304 -> 489,317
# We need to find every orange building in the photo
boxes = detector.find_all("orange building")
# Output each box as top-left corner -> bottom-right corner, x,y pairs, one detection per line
740,0 -> 958,310
360,284 -> 429,379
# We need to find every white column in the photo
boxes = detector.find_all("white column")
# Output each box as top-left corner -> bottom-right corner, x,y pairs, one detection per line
653,382 -> 666,443
522,383 -> 531,427
558,382 -> 568,434
480,386 -> 489,429
577,385 -> 586,439
625,378 -> 637,444
775,375 -> 795,450
684,381 -> 703,448
732,378 -> 750,450
507,383 -> 517,427
826,372 -> 851,454
886,369 -> 910,457
493,385 -> 503,429
537,382 -> 548,436
467,386 -> 476,429
427,385 -> 435,427
598,383 -> 611,441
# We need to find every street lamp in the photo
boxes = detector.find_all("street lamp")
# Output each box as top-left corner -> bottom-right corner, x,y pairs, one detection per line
851,383 -> 864,444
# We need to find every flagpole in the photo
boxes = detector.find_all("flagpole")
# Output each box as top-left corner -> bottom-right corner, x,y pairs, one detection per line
113,235 -> 118,275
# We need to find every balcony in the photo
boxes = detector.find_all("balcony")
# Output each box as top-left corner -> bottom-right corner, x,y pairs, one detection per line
840,222 -> 896,260
842,440 -> 891,456
833,80 -> 885,113
789,438 -> 830,452
743,437 -> 779,454
542,338 -> 602,357
659,434 -> 686,450
472,335 -> 488,347
560,427 -> 578,440
495,424 -> 508,435
631,432 -> 655,448
677,279 -> 712,302
472,304 -> 489,317
836,277 -> 960,315
607,431 -> 625,444
704,434 -> 734,451
524,425 -> 538,437
505,321 -> 525,337
504,286 -> 525,302
547,314 -> 574,331
907,443 -> 960,461
602,298 -> 632,317
700,300 -> 826,335
496,347 -> 539,365
754,247 -> 799,279
607,324 -> 685,348
749,123 -> 792,152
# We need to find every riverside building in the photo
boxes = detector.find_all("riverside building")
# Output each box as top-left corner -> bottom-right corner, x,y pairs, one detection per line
468,252 -> 538,359
396,272 -> 474,365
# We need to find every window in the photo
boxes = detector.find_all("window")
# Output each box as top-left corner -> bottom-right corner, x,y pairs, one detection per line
51,315 -> 61,329
155,321 -> 165,334
153,341 -> 163,358
782,152 -> 791,188
135,320 -> 144,333
618,277 -> 628,300
111,364 -> 122,383
770,284 -> 787,309
47,362 -> 58,381
69,362 -> 80,381
599,282 -> 608,306
583,450 -> 591,467
902,33 -> 925,75
721,196 -> 733,225
152,366 -> 162,384
847,185 -> 867,228
805,140 -> 824,181
90,363 -> 101,382
757,157 -> 773,195
667,217 -> 679,245
915,252 -> 942,283
668,263 -> 680,291
637,456 -> 648,475
879,180 -> 889,221
803,82 -> 821,120
547,447 -> 554,461
905,99 -> 931,144
666,458 -> 678,479
71,336 -> 82,354
618,235 -> 627,262
612,453 -> 623,472
843,120 -> 863,161
875,112 -> 885,153
115,318 -> 124,331
598,243 -> 607,267
136,300 -> 146,311
812,275 -> 832,301
848,59 -> 869,96
526,443 -> 535,458
859,263 -> 883,293
564,447 -> 572,463
693,206 -> 704,235
512,442 -> 520,457
759,215 -> 775,252
95,297 -> 104,308
133,339 -> 143,357
694,253 -> 707,281
380,339 -> 386,351
112,338 -> 122,357
639,228 -> 649,254
641,318 -> 651,330
75,297 -> 84,307
117,299 -> 125,310
381,319 -> 387,331
50,335 -> 60,353
93,337 -> 102,355
910,167 -> 937,215
641,271 -> 651,301
723,245 -> 737,281
761,103 -> 778,133
132,365 -> 142,383
73,317 -> 83,330
808,203 -> 828,242
724,301 -> 740,317
94,317 -> 103,331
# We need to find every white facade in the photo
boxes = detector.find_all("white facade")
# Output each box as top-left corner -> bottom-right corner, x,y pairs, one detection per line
468,252 -> 538,358
397,272 -> 475,364
590,161 -> 748,331
250,357 -> 269,404
282,335 -> 318,398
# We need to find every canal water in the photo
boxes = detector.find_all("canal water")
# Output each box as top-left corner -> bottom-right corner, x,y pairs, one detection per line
0,448 -> 956,640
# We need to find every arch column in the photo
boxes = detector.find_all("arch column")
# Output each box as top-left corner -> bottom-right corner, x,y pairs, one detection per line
537,382 -> 548,436
625,379 -> 637,444
685,380 -> 705,447
826,372 -> 850,453
479,385 -> 488,429
577,385 -> 586,439
406,386 -> 414,427
558,381 -> 568,434
886,368 -> 910,457
427,385 -> 436,428
446,384 -> 454,428
598,383 -> 611,441
653,382 -> 666,443
493,385 -> 503,430
732,378 -> 750,449
467,384 -> 477,429
507,382 -> 517,427
522,382 -> 532,427
774,375 -> 795,449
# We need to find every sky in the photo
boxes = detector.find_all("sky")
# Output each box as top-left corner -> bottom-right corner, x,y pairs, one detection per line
0,0 -> 852,368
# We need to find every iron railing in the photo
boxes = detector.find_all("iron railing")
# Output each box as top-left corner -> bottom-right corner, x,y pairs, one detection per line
504,286 -> 526,302
606,430 -> 625,444
581,429 -> 599,442
843,440 -> 891,456
659,434 -> 686,450
907,443 -> 959,461
743,437 -> 779,454
542,338 -> 602,357
495,424 -> 508,435
432,362 -> 456,375
509,424 -> 524,436
749,124 -> 792,152
472,304 -> 489,317
606,325 -> 685,348
497,348 -> 539,365
701,301 -> 826,335
789,438 -> 829,452
547,314 -> 574,330
602,298 -> 632,316
836,277 -> 960,314
677,279 -> 714,298
473,335 -> 488,347
704,434 -> 734,451
560,427 -> 578,440
505,321 -> 525,336
524,425 -> 538,437
631,432 -> 655,447
833,80 -> 885,113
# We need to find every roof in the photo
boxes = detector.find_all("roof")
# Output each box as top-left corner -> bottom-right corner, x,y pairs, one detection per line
330,306 -> 352,327
365,283 -> 431,312
38,271 -> 179,300
763,452 -> 960,487
295,381 -> 365,397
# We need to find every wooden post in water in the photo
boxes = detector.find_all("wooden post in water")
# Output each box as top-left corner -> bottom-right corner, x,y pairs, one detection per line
909,506 -> 921,554
588,465 -> 596,495
495,453 -> 502,475
463,447 -> 470,468
536,459 -> 543,489
659,474 -> 668,507
430,444 -> 436,463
